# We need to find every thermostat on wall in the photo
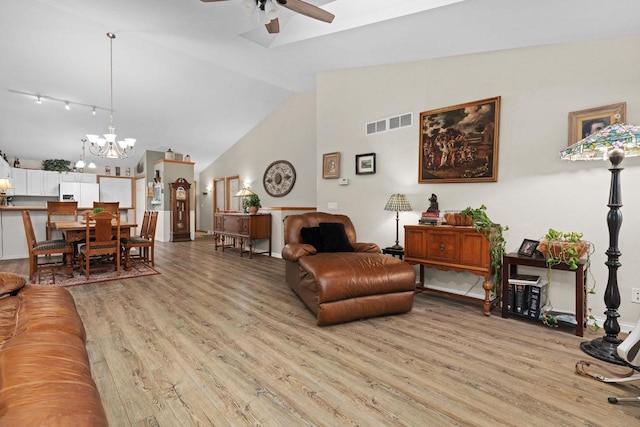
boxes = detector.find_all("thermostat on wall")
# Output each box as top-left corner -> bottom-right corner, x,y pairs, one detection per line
338,178 -> 349,186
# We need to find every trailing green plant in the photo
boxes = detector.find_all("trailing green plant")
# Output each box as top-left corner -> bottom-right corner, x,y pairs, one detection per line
242,194 -> 261,210
542,228 -> 586,270
92,207 -> 104,215
460,205 -> 508,293
539,228 -> 599,331
42,159 -> 71,172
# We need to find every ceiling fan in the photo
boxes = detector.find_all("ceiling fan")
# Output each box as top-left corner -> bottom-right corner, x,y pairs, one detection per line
201,0 -> 335,34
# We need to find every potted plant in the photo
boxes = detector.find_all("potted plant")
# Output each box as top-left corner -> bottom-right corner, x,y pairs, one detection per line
243,194 -> 261,214
537,228 -> 598,330
460,205 -> 508,293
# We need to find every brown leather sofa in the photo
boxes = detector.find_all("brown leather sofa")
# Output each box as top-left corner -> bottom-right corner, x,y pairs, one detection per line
282,212 -> 416,326
0,272 -> 108,426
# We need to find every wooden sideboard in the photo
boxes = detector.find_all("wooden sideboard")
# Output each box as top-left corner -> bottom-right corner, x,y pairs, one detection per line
213,213 -> 272,258
404,224 -> 495,315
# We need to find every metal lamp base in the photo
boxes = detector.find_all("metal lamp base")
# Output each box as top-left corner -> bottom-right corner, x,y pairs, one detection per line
580,338 -> 624,366
389,244 -> 404,250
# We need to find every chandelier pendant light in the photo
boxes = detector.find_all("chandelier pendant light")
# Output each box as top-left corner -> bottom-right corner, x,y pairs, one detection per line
75,138 -> 96,170
87,32 -> 135,159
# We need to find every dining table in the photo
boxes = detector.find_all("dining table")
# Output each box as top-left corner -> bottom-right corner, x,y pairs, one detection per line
53,220 -> 138,274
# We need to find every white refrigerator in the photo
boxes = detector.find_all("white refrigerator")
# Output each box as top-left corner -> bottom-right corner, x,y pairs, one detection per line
59,182 -> 100,208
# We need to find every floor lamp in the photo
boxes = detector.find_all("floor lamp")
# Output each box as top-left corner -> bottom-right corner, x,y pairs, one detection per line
561,123 -> 640,365
384,194 -> 412,250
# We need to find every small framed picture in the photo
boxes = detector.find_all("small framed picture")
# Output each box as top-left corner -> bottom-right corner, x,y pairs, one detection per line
568,102 -> 626,145
322,152 -> 340,179
355,153 -> 376,175
518,239 -> 539,257
125,167 -> 131,176
104,166 -> 111,175
115,166 -> 121,176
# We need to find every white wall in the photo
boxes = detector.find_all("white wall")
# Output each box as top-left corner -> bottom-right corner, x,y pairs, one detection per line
198,92 -> 318,233
316,36 -> 640,327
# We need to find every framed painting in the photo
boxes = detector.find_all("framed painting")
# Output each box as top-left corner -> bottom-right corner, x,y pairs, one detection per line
323,152 -> 340,179
355,153 -> 376,175
419,96 -> 501,183
568,102 -> 626,145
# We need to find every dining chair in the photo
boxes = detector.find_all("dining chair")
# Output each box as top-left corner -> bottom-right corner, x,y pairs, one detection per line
126,211 -> 158,266
46,201 -> 78,240
78,210 -> 120,279
22,210 -> 74,283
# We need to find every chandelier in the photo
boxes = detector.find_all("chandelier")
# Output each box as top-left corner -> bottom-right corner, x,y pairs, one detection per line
87,32 -> 135,159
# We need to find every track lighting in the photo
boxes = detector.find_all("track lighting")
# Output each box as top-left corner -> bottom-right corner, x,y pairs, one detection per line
92,107 -> 97,116
36,96 -> 42,104
65,102 -> 70,111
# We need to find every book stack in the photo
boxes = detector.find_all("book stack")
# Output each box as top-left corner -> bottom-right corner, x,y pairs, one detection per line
419,211 -> 441,225
507,274 -> 548,318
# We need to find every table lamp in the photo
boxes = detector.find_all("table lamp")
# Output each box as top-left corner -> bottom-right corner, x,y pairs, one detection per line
384,193 -> 412,250
235,187 -> 255,213
560,122 -> 640,365
0,178 -> 13,206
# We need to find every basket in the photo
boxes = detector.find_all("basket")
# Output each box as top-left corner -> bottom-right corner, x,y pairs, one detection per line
444,212 -> 473,226
537,240 -> 589,259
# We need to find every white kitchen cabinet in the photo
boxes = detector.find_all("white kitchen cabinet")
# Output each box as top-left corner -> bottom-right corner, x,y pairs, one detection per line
25,170 -> 59,196
0,157 -> 10,178
59,172 -> 97,184
9,168 -> 27,196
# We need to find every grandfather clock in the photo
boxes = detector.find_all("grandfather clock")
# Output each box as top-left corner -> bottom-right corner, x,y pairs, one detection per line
170,178 -> 191,242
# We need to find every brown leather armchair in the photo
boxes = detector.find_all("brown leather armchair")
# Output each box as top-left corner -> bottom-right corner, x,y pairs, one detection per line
282,212 -> 415,326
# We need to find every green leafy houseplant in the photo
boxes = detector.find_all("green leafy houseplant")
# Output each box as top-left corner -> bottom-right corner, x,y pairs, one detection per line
42,159 -> 72,172
460,205 -> 508,293
537,228 -> 599,331
242,194 -> 261,211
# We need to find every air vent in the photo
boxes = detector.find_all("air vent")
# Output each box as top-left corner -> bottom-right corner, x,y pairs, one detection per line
366,112 -> 412,135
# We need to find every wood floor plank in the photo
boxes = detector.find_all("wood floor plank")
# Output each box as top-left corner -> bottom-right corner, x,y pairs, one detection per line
2,237 -> 639,426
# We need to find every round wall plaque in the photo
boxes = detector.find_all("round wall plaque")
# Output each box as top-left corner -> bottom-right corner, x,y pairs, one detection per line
263,160 -> 296,197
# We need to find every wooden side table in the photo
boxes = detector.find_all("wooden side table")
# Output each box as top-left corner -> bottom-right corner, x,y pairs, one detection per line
501,252 -> 587,337
382,247 -> 404,259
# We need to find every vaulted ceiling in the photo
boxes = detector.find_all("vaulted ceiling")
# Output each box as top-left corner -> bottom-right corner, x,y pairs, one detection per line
2,0 -> 639,173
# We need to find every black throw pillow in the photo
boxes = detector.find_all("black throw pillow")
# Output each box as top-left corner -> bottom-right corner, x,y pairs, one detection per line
319,222 -> 354,252
301,226 -> 324,252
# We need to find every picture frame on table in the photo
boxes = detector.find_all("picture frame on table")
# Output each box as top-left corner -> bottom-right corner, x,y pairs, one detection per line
355,153 -> 376,175
518,239 -> 539,257
419,96 -> 501,183
568,102 -> 626,145
322,152 -> 340,179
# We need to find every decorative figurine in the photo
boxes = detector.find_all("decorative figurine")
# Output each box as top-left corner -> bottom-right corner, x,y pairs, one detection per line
13,157 -> 21,168
427,193 -> 439,213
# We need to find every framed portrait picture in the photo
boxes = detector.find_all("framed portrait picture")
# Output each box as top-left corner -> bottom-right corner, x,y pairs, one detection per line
568,102 -> 626,145
104,166 -> 111,176
355,153 -> 376,175
518,239 -> 539,257
115,166 -> 121,177
322,152 -> 340,179
419,96 -> 501,183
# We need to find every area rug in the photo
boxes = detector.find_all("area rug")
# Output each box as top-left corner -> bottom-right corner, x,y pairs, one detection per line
36,263 -> 160,287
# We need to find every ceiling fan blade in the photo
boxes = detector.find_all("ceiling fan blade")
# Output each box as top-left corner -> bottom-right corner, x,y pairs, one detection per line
279,0 -> 335,23
265,18 -> 280,34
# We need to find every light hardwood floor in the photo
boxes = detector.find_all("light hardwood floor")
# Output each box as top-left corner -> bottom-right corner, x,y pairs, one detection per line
2,238 -> 639,426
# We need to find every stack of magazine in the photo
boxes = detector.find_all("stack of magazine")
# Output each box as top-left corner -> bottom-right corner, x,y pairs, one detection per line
507,274 -> 548,319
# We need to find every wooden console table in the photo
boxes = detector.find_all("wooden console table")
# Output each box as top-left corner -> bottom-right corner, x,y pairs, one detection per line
502,252 -> 587,337
213,213 -> 272,258
404,224 -> 495,315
